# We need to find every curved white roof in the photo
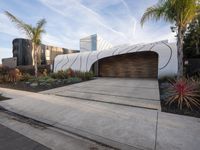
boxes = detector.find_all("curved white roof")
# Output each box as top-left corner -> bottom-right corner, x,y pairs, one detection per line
54,41 -> 177,77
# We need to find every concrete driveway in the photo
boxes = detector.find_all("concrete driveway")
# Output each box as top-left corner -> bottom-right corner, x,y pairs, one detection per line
0,78 -> 200,150
41,78 -> 161,110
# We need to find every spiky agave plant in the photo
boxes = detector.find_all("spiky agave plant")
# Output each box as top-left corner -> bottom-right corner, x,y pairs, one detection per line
165,78 -> 200,110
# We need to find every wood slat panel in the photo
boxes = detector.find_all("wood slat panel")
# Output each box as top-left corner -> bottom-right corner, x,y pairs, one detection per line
98,51 -> 158,78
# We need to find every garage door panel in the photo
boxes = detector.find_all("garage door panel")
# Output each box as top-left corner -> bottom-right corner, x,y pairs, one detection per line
98,51 -> 158,78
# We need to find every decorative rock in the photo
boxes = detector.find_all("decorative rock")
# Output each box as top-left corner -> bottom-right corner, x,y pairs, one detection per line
25,82 -> 30,85
30,82 -> 38,87
39,82 -> 46,86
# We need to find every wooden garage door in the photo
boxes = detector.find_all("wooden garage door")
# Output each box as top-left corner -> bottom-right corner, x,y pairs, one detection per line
98,51 -> 158,78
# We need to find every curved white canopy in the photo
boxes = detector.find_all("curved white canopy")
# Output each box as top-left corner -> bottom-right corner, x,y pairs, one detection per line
54,41 -> 177,77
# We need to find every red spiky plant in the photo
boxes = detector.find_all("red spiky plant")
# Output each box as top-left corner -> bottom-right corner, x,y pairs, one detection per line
165,78 -> 200,110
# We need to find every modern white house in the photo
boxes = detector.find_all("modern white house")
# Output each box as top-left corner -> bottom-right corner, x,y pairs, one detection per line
80,34 -> 113,52
54,39 -> 177,78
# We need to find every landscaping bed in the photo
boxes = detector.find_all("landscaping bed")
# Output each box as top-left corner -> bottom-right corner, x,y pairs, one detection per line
0,67 -> 95,92
0,77 -> 84,92
159,80 -> 200,118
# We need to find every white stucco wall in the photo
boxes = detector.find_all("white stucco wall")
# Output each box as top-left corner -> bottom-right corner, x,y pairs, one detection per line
54,41 -> 177,78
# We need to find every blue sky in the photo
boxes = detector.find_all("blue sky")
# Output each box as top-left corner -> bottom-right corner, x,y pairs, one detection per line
0,0 -> 176,63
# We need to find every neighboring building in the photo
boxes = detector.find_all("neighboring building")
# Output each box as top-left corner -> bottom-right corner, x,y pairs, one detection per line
13,39 -> 32,66
80,34 -> 113,52
54,40 -> 178,78
2,57 -> 17,68
13,38 -> 79,66
6,35 -> 111,66
40,45 -> 79,65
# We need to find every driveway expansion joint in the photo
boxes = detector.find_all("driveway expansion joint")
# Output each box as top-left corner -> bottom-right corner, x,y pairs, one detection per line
55,94 -> 159,110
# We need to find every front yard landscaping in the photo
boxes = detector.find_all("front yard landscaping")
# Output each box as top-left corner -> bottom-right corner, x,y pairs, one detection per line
0,77 -> 83,92
1,65 -> 200,118
0,67 -> 94,92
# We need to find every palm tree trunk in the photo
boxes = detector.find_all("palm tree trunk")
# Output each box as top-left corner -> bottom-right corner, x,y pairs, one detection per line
32,43 -> 35,66
34,44 -> 38,77
177,26 -> 184,78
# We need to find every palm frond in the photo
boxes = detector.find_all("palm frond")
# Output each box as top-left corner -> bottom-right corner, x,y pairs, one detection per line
140,1 -> 174,26
141,0 -> 199,27
37,19 -> 46,30
32,19 -> 46,45
4,11 -> 33,39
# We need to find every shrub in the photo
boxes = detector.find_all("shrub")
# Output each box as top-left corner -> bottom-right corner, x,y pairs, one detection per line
56,70 -> 67,79
49,72 -> 57,79
28,77 -> 38,83
74,70 -> 94,80
17,65 -> 51,76
68,77 -> 82,83
84,71 -> 94,80
7,68 -> 22,82
50,69 -> 94,80
37,76 -> 55,85
0,67 -> 22,83
17,65 -> 35,75
42,69 -> 48,77
20,73 -> 33,81
49,70 -> 65,79
38,65 -> 51,74
0,66 -> 10,75
50,69 -> 75,79
165,78 -> 200,110
0,66 -> 10,83
66,68 -> 75,78
74,70 -> 83,79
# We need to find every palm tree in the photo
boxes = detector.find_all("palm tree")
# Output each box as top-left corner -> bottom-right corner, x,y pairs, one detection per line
5,11 -> 46,77
141,0 -> 199,78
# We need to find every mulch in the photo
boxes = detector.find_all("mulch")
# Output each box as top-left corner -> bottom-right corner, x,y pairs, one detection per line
0,81 -> 80,93
0,82 -> 49,92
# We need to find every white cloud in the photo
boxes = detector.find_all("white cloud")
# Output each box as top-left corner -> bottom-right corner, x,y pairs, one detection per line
0,0 -> 175,53
38,0 -> 135,44
0,13 -> 25,37
37,0 -> 174,48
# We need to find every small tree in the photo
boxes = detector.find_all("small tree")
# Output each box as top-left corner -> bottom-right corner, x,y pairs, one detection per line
141,0 -> 199,78
184,15 -> 200,58
5,11 -> 46,77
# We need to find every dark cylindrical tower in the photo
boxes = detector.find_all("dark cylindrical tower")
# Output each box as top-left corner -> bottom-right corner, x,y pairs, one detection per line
12,38 -> 33,66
